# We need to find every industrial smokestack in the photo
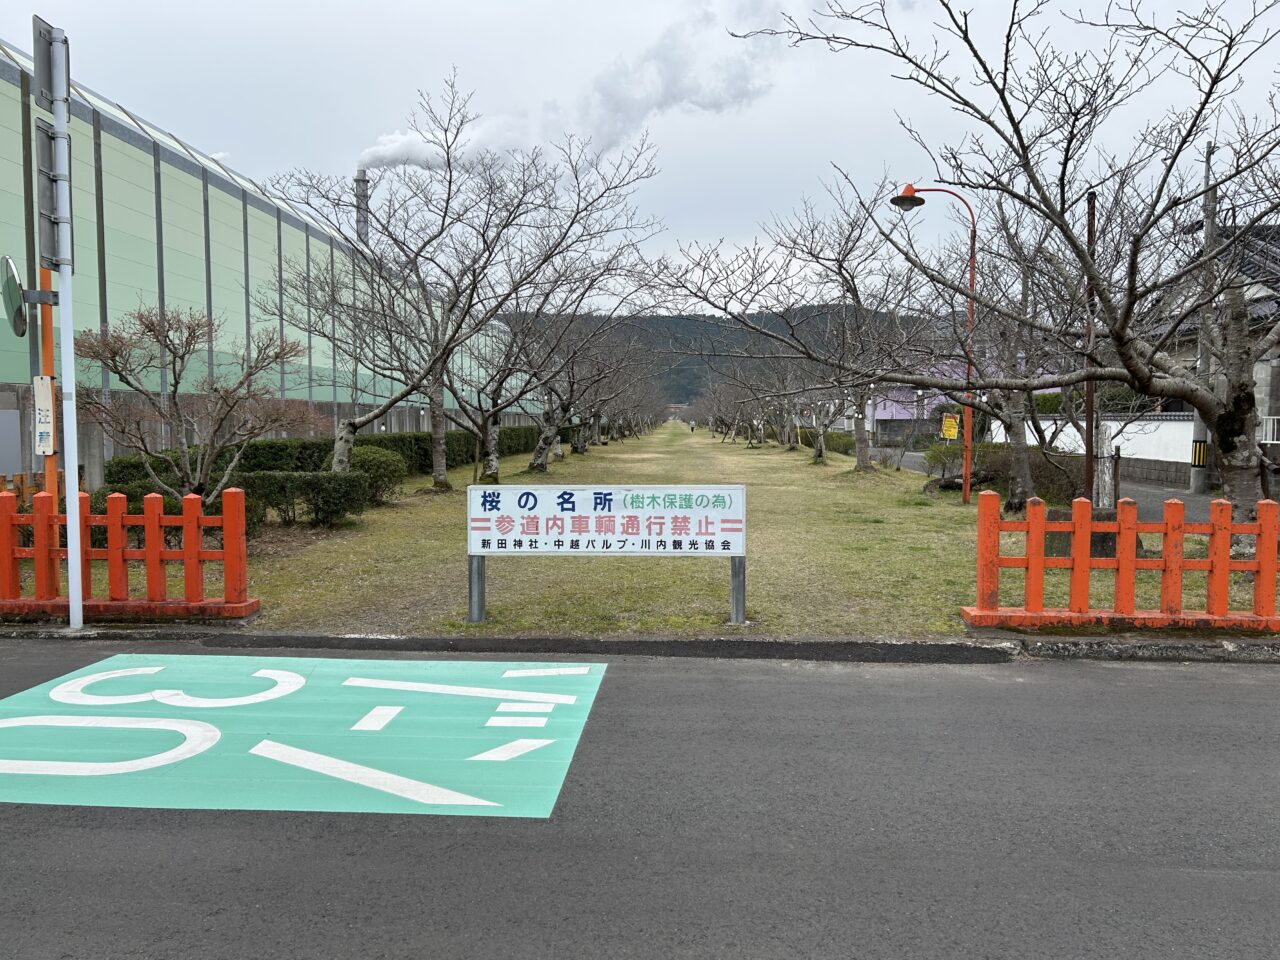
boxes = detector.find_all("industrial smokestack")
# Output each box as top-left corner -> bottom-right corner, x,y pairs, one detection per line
354,167 -> 370,245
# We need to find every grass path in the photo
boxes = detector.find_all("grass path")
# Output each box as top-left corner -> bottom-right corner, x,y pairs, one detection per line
249,423 -> 980,638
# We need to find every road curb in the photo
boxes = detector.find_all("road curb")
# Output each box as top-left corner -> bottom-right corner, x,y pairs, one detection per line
0,626 -> 1017,664
4,625 -> 1278,663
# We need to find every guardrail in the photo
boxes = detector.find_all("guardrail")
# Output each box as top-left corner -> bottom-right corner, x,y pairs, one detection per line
0,488 -> 257,620
962,490 -> 1279,630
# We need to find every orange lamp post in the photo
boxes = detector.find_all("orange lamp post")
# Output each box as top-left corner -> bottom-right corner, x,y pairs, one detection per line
891,183 -> 978,505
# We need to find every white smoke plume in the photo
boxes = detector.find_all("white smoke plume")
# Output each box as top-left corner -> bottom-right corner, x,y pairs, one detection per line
358,1 -> 779,166
359,112 -> 532,170
578,1 -> 778,151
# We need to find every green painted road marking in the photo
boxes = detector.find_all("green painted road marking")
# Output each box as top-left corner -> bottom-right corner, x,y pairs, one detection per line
0,655 -> 606,817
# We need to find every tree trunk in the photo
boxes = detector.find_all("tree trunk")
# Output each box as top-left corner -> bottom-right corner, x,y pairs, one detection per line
571,425 -> 589,455
811,428 -> 826,463
590,414 -> 601,446
1214,408 -> 1263,519
1004,393 -> 1035,514
429,379 -> 451,490
479,420 -> 501,483
853,410 -> 873,472
332,419 -> 358,472
528,416 -> 562,473
1213,291 -> 1265,549
552,433 -> 565,459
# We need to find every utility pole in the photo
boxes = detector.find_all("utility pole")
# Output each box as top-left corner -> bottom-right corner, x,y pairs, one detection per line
34,17 -> 83,629
1190,144 -> 1216,496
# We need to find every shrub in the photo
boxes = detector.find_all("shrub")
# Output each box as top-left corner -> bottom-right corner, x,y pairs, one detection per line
236,438 -> 331,473
86,482 -> 268,544
299,472 -> 370,526
923,442 -> 965,478
325,446 -> 408,505
234,471 -> 369,527
496,425 -> 541,457
355,433 -> 432,473
103,424 -> 550,493
103,455 -> 154,486
972,441 -> 1082,505
233,472 -> 306,526
1033,392 -> 1063,416
797,429 -> 854,456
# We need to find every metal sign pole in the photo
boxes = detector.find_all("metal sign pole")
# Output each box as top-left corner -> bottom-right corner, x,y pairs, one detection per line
729,556 -> 746,625
49,25 -> 83,629
467,555 -> 486,623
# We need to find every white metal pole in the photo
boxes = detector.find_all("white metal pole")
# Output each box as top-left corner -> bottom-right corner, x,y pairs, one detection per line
51,28 -> 83,629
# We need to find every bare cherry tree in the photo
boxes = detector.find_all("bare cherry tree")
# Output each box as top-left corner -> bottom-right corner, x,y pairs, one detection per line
747,0 -> 1280,518
76,307 -> 311,504
527,323 -> 656,472
272,76 -> 657,473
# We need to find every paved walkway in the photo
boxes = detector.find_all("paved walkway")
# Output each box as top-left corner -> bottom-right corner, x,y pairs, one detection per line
889,450 -> 1218,520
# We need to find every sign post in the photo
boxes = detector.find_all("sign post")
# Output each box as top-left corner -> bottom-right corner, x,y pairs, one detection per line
467,555 -> 486,623
34,17 -> 83,629
466,484 -> 748,626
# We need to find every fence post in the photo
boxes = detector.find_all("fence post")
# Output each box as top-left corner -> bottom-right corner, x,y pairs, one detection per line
1206,499 -> 1232,617
79,491 -> 92,600
1254,499 -> 1278,619
222,488 -> 248,605
144,493 -> 166,602
0,491 -> 17,599
1069,497 -> 1092,614
33,491 -> 55,601
1115,498 -> 1138,615
106,492 -> 128,601
1160,499 -> 1185,616
1025,497 -> 1045,613
182,494 -> 204,604
975,490 -> 1001,610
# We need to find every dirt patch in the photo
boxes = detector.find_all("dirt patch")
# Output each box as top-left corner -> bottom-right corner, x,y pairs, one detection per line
249,523 -> 352,561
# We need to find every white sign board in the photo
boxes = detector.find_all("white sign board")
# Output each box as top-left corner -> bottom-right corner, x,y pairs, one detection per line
467,485 -> 745,557
33,375 -> 55,456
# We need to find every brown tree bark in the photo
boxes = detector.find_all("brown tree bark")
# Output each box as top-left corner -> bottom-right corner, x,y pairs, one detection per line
429,378 -> 451,490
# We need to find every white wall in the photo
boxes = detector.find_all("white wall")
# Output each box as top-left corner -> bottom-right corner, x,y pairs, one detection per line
991,416 -> 1194,463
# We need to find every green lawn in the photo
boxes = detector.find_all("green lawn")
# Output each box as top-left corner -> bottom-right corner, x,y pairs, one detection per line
248,422 -> 983,638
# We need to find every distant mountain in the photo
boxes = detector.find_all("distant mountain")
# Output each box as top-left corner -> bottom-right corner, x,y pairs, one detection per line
636,314 -> 724,404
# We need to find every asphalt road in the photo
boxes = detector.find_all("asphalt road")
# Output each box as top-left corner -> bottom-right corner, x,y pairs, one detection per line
892,450 -> 1216,520
0,638 -> 1277,960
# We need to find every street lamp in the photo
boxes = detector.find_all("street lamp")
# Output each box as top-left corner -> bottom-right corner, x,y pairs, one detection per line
892,182 -> 978,504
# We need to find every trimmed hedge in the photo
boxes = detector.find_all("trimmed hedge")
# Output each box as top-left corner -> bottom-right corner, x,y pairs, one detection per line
798,429 -> 855,456
100,425 -> 547,531
234,471 -> 369,527
322,446 -> 408,505
87,482 -> 266,543
105,425 -> 548,485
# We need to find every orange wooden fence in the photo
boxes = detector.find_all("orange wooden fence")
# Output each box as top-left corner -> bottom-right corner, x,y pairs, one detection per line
0,487 -> 258,620
962,490 -> 1280,630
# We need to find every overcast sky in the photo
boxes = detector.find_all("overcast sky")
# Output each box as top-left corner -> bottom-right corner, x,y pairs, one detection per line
2,2 -> 1274,253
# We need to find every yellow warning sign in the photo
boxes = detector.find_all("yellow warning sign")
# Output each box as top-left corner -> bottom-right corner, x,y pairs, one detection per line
940,413 -> 960,441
